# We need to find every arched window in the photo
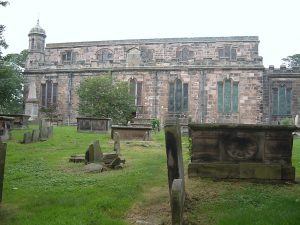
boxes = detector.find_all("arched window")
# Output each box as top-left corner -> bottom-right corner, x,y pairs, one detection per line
97,49 -> 113,63
217,79 -> 239,113
129,78 -> 142,106
272,84 -> 292,115
168,79 -> 188,113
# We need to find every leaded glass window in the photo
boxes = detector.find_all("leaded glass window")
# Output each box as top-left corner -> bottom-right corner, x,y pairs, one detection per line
41,80 -> 58,108
129,78 -> 142,106
218,79 -> 239,113
272,85 -> 292,115
168,79 -> 188,113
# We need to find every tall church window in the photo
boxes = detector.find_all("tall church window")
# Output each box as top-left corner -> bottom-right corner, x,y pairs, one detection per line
218,46 -> 237,61
218,79 -> 238,113
41,80 -> 58,108
272,85 -> 292,115
97,49 -> 113,63
129,78 -> 142,106
168,79 -> 189,113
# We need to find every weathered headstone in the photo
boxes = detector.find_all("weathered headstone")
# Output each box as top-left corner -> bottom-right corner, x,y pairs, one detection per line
69,154 -> 85,163
85,140 -> 103,163
165,121 -> 185,191
109,157 -> 121,169
39,119 -> 49,141
113,132 -> 121,155
0,142 -> 7,202
47,126 -> 53,138
23,131 -> 32,144
31,129 -> 40,142
295,114 -> 299,127
143,131 -> 150,141
103,153 -> 118,164
164,120 -> 185,225
83,163 -> 104,173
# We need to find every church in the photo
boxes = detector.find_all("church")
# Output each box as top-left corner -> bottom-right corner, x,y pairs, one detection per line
24,21 -> 300,125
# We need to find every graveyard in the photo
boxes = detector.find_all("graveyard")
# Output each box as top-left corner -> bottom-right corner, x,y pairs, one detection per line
0,125 -> 299,225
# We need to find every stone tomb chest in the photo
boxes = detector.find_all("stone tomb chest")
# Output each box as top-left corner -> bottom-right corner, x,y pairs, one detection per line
77,117 -> 111,132
0,114 -> 30,128
188,124 -> 297,181
111,125 -> 152,141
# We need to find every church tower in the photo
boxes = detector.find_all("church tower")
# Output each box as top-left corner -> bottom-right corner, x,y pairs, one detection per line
26,19 -> 46,68
25,20 -> 46,120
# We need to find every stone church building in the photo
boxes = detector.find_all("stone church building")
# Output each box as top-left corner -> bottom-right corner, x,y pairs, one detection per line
24,21 -> 300,125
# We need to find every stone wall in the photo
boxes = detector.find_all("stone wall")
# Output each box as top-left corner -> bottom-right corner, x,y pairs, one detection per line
24,36 -> 265,124
263,66 -> 300,124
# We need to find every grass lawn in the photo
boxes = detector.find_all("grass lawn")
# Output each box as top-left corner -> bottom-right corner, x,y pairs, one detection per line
0,126 -> 300,225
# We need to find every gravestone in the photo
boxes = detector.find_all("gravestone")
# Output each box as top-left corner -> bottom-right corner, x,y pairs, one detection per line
164,120 -> 185,225
32,129 -> 40,142
23,131 -> 32,144
47,126 -> 53,138
85,140 -> 103,163
69,154 -> 85,163
295,115 -> 299,127
83,163 -> 104,173
113,132 -> 121,155
143,131 -> 150,141
39,119 -> 49,140
0,142 -> 7,202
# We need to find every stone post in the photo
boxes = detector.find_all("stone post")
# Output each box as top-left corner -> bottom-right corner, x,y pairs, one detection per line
0,142 -> 7,202
113,132 -> 121,155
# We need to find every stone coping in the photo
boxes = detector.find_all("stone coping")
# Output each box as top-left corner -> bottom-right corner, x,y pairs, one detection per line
0,116 -> 15,120
112,125 -> 152,130
189,123 -> 298,131
46,36 -> 259,49
76,117 -> 111,120
0,114 -> 30,118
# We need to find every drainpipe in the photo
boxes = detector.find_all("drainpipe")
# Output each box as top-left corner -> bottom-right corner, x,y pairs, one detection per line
68,73 -> 73,125
154,71 -> 158,118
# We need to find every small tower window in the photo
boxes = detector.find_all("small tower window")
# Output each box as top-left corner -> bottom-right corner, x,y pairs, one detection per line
31,38 -> 35,49
62,51 -> 72,63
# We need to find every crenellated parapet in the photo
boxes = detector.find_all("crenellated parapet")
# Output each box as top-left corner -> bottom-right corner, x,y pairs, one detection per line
265,65 -> 300,76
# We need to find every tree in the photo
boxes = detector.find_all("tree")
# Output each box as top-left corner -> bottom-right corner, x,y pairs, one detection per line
0,50 -> 27,113
281,54 -> 300,68
0,1 -> 9,59
77,75 -> 136,124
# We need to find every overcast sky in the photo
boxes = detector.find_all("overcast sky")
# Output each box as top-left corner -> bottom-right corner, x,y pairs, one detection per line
1,0 -> 299,67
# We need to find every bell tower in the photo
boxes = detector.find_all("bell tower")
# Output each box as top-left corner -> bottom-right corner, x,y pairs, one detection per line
25,20 -> 46,120
26,19 -> 46,68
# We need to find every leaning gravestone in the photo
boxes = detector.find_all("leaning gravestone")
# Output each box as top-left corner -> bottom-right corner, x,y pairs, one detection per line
113,132 -> 121,155
164,119 -> 185,225
0,142 -> 7,202
85,140 -> 103,163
